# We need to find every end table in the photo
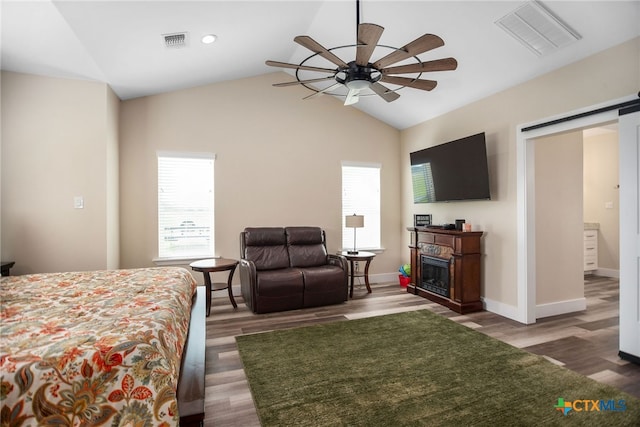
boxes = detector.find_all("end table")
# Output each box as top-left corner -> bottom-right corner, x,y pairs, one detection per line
190,258 -> 238,316
339,251 -> 376,298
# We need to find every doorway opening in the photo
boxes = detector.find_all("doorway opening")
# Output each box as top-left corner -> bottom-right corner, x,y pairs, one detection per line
516,95 -> 636,325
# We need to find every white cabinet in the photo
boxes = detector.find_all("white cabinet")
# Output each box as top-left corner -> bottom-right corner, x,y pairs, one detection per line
583,229 -> 598,272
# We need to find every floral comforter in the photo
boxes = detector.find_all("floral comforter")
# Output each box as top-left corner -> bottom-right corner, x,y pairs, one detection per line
0,267 -> 197,426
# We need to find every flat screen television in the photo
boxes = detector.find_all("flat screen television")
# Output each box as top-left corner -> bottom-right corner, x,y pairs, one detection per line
410,132 -> 490,203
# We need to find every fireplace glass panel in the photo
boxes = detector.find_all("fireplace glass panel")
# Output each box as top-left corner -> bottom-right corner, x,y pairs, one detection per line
420,255 -> 450,297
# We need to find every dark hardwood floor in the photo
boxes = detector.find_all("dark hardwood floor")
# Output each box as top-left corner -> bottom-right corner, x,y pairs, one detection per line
205,275 -> 640,426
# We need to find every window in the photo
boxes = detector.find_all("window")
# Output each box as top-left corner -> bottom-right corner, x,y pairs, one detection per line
342,162 -> 381,251
158,152 -> 215,259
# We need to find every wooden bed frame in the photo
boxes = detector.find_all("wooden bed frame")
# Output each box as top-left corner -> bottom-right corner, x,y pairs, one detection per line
178,286 -> 206,426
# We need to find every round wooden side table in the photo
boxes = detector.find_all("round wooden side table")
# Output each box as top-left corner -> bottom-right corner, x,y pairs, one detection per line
190,258 -> 238,316
339,251 -> 376,298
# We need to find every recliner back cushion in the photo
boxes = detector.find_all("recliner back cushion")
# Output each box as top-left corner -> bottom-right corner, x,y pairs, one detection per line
286,227 -> 327,268
243,227 -> 290,270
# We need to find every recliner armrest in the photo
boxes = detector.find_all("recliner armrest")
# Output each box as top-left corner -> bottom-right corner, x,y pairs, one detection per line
239,259 -> 257,312
327,254 -> 348,272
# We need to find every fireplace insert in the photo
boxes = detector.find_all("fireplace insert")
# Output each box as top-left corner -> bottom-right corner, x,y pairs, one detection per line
420,255 -> 450,297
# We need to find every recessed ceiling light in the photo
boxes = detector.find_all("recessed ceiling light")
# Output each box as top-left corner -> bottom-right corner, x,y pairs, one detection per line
201,34 -> 217,44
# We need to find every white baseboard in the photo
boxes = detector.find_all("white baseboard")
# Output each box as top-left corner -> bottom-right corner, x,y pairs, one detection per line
369,272 -> 400,284
481,297 -> 522,322
536,298 -> 586,319
593,268 -> 619,278
219,274 -> 587,324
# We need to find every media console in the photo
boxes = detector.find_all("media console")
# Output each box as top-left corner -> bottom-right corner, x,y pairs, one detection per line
406,227 -> 483,314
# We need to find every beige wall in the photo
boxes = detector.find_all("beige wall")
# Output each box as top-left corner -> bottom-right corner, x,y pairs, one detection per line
400,37 -> 640,314
1,71 -> 119,274
584,129 -> 620,271
2,37 -> 637,314
119,72 -> 402,277
534,131 -> 584,305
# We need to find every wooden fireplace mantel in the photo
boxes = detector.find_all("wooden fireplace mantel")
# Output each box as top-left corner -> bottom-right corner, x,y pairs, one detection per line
406,227 -> 483,314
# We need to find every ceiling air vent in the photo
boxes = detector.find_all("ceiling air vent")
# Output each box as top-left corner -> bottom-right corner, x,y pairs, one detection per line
163,32 -> 188,49
495,1 -> 581,56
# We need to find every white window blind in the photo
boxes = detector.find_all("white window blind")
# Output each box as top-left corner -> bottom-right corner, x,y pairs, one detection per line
342,162 -> 381,251
158,152 -> 215,259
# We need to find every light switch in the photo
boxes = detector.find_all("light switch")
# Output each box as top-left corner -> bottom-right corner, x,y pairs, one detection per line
74,196 -> 84,209
605,201 -> 613,209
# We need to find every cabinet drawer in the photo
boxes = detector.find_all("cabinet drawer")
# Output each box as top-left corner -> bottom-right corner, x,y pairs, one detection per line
584,253 -> 597,263
584,261 -> 597,270
584,231 -> 597,241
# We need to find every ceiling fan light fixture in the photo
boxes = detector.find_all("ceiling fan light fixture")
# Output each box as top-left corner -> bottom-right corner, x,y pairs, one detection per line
346,79 -> 371,90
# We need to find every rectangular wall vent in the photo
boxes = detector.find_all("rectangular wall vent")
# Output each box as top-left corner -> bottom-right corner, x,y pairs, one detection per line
163,32 -> 188,49
495,1 -> 581,56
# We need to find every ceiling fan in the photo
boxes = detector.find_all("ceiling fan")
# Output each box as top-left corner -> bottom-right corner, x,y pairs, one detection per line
265,0 -> 458,106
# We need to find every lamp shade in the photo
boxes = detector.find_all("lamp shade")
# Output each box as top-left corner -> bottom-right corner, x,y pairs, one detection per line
346,214 -> 364,228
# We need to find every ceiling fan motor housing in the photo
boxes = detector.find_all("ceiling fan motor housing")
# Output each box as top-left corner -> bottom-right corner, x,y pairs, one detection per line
338,61 -> 381,89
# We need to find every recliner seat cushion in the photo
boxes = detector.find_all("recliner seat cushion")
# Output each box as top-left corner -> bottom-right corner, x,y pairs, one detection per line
255,268 -> 304,313
301,265 -> 346,292
256,268 -> 304,296
286,227 -> 327,268
244,227 -> 290,270
301,265 -> 348,307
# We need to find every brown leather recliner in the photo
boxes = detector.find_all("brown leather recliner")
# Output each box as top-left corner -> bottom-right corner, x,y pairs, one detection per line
239,226 -> 348,314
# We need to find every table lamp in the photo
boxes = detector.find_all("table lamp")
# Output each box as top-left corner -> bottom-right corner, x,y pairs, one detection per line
345,214 -> 364,254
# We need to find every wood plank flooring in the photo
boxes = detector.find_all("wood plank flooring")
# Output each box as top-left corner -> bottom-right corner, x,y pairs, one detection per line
205,276 -> 640,426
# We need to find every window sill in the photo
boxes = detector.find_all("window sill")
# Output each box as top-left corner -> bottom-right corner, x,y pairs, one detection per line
152,255 -> 218,266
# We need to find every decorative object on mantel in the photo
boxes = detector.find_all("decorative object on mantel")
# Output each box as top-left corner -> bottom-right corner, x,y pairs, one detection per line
345,214 -> 364,254
414,214 -> 432,227
265,0 -> 457,105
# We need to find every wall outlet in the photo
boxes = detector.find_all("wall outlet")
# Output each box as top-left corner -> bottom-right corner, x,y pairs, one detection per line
605,201 -> 614,209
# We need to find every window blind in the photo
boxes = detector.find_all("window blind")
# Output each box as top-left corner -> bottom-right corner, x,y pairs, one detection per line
341,162 -> 381,251
158,152 -> 215,258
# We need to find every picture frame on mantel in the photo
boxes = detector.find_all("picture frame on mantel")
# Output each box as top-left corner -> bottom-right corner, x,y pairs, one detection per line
414,214 -> 432,227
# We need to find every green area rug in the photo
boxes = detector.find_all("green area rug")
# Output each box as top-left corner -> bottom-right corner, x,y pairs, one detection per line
236,310 -> 640,426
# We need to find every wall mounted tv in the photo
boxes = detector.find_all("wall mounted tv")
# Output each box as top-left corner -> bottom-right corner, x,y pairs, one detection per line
410,132 -> 490,203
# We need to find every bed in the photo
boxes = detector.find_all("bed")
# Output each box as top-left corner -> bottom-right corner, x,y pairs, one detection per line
0,267 -> 205,426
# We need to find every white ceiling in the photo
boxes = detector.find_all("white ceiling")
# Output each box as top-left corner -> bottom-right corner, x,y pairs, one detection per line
2,1 -> 639,130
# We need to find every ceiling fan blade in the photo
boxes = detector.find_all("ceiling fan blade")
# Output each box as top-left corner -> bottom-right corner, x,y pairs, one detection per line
294,36 -> 348,68
303,83 -> 343,100
381,57 -> 458,75
356,23 -> 384,66
344,88 -> 360,106
273,76 -> 336,87
266,60 -> 336,74
373,34 -> 445,69
380,75 -> 438,91
370,82 -> 400,102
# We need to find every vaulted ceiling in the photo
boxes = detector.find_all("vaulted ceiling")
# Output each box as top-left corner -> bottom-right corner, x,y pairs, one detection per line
2,1 -> 638,129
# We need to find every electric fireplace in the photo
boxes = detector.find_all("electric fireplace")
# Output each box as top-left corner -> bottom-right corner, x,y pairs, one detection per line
406,227 -> 483,314
420,255 -> 450,297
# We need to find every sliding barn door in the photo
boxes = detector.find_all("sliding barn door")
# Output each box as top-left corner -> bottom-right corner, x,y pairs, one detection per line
619,106 -> 640,362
